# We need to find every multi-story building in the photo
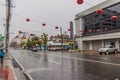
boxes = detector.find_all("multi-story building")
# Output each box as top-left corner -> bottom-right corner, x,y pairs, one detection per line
75,0 -> 120,52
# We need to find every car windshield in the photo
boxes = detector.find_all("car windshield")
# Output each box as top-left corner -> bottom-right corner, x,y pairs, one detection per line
104,45 -> 113,48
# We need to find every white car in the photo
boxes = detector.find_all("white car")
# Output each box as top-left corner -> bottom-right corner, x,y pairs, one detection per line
98,45 -> 118,55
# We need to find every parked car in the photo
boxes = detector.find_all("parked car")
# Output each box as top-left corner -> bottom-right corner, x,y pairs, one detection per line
98,45 -> 118,55
32,47 -> 38,52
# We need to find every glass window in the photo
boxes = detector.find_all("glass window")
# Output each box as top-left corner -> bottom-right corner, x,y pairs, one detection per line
82,2 -> 120,36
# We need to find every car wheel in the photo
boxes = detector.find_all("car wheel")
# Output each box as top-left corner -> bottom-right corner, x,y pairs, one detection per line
99,52 -> 102,55
105,51 -> 109,55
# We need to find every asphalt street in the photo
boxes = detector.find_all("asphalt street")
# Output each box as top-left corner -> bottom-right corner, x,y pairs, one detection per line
10,49 -> 120,80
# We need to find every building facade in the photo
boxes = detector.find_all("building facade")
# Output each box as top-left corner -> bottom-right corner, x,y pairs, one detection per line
75,0 -> 120,52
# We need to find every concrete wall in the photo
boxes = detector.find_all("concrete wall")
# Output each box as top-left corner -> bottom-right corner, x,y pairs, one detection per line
92,40 -> 102,50
83,41 -> 89,50
83,32 -> 120,41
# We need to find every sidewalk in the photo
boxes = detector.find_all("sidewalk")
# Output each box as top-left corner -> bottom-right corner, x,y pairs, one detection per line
0,55 -> 17,80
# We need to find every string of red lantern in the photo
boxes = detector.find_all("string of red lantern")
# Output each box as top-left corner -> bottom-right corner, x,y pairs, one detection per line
25,17 -> 69,33
77,0 -> 118,20
77,0 -> 103,15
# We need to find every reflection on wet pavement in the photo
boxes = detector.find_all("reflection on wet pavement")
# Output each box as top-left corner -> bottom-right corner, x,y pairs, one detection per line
10,50 -> 120,80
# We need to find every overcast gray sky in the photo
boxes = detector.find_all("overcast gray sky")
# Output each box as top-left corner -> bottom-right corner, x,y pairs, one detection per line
0,0 -> 106,39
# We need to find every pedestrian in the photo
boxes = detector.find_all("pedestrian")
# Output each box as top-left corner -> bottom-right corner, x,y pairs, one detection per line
0,49 -> 5,64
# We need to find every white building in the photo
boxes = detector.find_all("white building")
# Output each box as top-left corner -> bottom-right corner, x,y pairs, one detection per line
75,0 -> 120,52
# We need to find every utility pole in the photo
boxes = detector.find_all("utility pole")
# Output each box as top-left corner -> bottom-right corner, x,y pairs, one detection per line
5,0 -> 11,54
60,27 -> 63,52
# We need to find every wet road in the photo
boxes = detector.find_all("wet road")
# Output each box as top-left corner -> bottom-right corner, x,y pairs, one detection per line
10,49 -> 120,80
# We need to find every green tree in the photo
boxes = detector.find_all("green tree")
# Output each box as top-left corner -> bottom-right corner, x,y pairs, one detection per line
37,40 -> 42,50
20,41 -> 26,48
0,34 -> 3,41
31,36 -> 39,47
41,33 -> 48,50
26,39 -> 32,49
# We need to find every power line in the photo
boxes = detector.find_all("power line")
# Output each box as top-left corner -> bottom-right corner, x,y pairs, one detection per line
12,13 -> 69,29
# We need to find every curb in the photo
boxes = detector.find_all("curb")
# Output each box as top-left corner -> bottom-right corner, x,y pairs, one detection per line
11,54 -> 33,80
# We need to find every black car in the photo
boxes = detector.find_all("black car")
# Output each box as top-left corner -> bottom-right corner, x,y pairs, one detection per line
32,47 -> 38,52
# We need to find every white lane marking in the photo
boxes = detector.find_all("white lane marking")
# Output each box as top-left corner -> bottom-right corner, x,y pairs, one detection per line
99,57 -> 108,59
49,60 -> 61,65
48,54 -> 120,67
23,67 -> 51,73
11,54 -> 25,70
24,72 -> 34,80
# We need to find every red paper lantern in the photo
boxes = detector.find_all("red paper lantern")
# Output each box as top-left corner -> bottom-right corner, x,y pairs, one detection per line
51,35 -> 53,38
26,18 -> 30,22
19,31 -> 22,34
75,34 -> 77,37
88,29 -> 92,32
80,30 -> 83,35
104,27 -> 108,30
79,30 -> 82,32
50,35 -> 54,40
15,36 -> 18,38
96,9 -> 103,14
111,16 -> 117,21
42,23 -> 46,26
96,29 -> 100,32
55,26 -> 58,29
30,33 -> 35,36
77,0 -> 84,4
68,29 -> 71,31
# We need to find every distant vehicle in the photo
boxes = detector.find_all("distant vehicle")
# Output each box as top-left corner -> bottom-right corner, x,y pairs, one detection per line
47,45 -> 62,51
98,45 -> 118,55
47,41 -> 72,51
32,47 -> 38,52
47,45 -> 72,51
